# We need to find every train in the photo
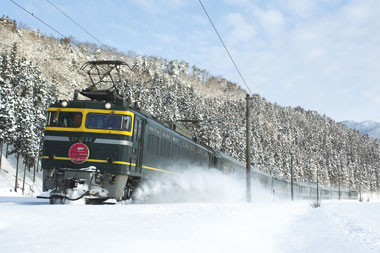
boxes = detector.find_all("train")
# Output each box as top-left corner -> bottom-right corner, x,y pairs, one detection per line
38,61 -> 357,204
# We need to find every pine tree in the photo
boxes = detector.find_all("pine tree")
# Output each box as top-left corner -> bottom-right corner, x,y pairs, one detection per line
0,43 -> 58,188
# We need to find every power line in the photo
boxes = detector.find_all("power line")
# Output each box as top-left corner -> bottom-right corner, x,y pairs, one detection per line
198,0 -> 253,95
177,118 -> 244,123
10,0 -> 67,40
9,0 -> 88,54
45,0 -> 107,48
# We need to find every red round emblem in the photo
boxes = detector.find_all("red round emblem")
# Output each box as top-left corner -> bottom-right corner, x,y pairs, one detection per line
68,143 -> 90,164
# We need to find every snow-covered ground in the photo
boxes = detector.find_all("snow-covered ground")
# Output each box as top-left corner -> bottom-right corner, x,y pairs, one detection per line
1,152 -> 380,253
1,198 -> 380,253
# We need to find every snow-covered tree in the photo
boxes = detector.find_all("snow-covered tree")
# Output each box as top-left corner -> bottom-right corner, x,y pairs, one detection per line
0,44 -> 58,171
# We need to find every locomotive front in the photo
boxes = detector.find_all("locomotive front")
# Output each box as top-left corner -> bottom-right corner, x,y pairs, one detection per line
39,99 -> 139,204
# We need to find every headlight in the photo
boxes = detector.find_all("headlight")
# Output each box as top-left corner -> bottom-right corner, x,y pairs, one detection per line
61,100 -> 68,107
105,102 -> 112,109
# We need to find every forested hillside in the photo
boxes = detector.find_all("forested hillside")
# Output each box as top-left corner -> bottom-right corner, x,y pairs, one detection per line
1,16 -> 379,193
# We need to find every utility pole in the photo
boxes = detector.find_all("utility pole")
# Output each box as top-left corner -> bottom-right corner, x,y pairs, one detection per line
316,169 -> 319,202
14,152 -> 20,192
177,94 -> 253,202
290,153 -> 294,201
338,165 -> 341,200
246,94 -> 252,202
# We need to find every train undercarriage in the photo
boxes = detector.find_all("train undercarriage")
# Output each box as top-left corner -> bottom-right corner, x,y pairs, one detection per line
38,167 -> 139,204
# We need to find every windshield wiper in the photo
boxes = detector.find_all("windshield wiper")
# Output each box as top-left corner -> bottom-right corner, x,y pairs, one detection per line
104,111 -> 114,127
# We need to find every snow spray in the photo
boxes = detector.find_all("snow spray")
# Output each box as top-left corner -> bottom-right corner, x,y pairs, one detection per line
132,166 -> 272,204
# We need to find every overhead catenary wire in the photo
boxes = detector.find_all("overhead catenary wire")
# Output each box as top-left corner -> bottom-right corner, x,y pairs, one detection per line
198,1 -> 254,202
177,118 -> 245,123
198,0 -> 253,95
10,0 -> 68,40
9,0 -> 89,55
45,0 -> 108,49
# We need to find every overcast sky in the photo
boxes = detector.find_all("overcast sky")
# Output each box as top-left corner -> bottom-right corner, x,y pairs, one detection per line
3,0 -> 380,122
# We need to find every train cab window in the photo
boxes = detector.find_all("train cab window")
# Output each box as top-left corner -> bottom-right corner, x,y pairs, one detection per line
121,116 -> 132,131
47,111 -> 82,128
86,113 -> 132,131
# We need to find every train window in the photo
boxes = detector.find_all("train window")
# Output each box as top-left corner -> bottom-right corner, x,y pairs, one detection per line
86,113 -> 132,131
134,119 -> 140,141
148,126 -> 160,135
47,111 -> 82,128
122,116 -> 132,131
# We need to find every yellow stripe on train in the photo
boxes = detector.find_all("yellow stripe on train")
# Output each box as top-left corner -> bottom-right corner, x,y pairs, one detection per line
41,156 -> 173,173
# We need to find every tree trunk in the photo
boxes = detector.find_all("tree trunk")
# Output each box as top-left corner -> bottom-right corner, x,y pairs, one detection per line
0,138 -> 3,171
33,158 -> 36,183
36,139 -> 42,173
5,143 -> 9,159
22,163 -> 27,194
14,152 -> 20,192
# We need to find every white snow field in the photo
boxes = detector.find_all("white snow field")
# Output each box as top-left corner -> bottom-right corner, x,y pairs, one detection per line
1,198 -> 380,253
1,153 -> 380,253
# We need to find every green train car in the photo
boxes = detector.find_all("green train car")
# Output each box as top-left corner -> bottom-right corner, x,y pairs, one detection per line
38,60 -> 357,204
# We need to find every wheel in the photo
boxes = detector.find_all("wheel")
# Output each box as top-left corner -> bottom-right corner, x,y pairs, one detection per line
122,179 -> 140,201
49,196 -> 66,204
122,186 -> 133,200
85,198 -> 106,205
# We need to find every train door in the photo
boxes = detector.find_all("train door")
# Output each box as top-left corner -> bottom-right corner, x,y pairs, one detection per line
133,116 -> 145,173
